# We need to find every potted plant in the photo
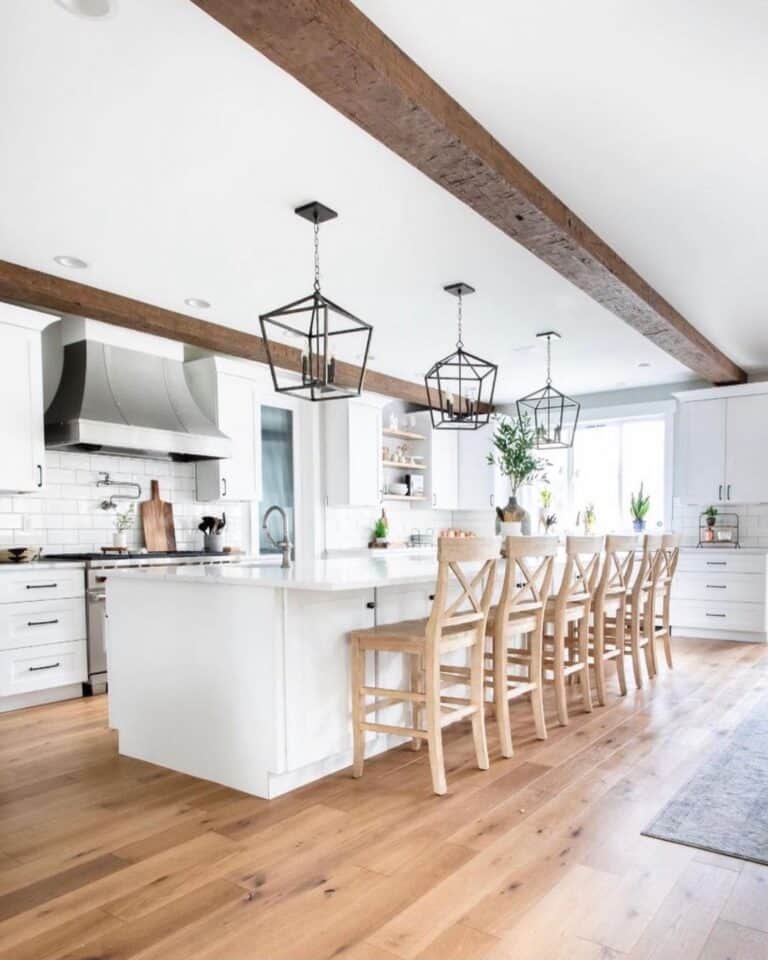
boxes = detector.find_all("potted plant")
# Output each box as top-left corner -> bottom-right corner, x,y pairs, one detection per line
539,488 -> 553,532
113,503 -> 134,549
583,502 -> 596,535
630,483 -> 650,533
487,414 -> 548,535
704,505 -> 718,528
372,512 -> 389,547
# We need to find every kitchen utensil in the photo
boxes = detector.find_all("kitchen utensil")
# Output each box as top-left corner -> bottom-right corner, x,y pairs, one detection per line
204,533 -> 224,553
140,480 -> 176,551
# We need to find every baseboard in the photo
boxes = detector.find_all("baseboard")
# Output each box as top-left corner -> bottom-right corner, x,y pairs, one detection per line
672,628 -> 767,644
0,683 -> 84,714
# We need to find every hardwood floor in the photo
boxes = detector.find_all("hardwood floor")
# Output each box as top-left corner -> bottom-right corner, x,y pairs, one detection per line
1,637 -> 767,959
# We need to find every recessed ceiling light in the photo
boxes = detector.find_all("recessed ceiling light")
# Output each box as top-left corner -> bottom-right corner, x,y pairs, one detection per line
184,298 -> 210,309
638,362 -> 651,368
54,255 -> 88,269
54,0 -> 117,19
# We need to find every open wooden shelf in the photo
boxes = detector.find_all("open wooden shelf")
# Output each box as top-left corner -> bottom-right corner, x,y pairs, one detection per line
382,460 -> 426,470
382,428 -> 426,441
383,494 -> 426,502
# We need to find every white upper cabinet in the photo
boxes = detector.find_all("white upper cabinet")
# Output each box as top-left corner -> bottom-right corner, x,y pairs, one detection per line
724,394 -> 768,504
186,359 -> 262,502
676,386 -> 768,504
677,398 -> 726,503
457,426 -> 502,511
325,399 -> 382,507
0,316 -> 45,494
412,413 -> 459,510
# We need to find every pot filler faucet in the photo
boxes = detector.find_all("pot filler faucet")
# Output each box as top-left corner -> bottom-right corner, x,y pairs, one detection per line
262,505 -> 292,569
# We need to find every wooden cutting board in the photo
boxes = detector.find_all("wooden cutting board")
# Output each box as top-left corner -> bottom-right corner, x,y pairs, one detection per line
140,480 -> 176,552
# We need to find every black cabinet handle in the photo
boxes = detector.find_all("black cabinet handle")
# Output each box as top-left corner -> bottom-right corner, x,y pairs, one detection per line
727,484 -> 732,500
428,594 -> 435,601
221,477 -> 228,497
705,562 -> 726,567
705,613 -> 726,618
705,584 -> 726,589
365,601 -> 376,610
27,619 -> 59,627
36,464 -> 43,488
29,662 -> 61,671
26,583 -> 57,590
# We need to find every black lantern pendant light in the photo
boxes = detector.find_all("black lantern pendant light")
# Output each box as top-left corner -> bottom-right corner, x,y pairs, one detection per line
516,331 -> 580,449
259,201 -> 372,402
424,283 -> 497,430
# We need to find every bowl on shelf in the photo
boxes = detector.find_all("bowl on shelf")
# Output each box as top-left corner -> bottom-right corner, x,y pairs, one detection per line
389,483 -> 408,496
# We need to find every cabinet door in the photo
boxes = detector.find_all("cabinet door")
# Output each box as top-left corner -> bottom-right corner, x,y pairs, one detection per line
458,428 -> 500,510
197,375 -> 261,502
347,402 -> 382,506
0,324 -> 44,493
725,394 -> 768,503
429,428 -> 458,509
677,399 -> 726,503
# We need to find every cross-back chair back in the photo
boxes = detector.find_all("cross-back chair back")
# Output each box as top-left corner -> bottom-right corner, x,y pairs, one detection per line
630,534 -> 664,603
594,535 -> 638,611
497,535 -> 558,622
427,537 -> 499,646
659,533 -> 681,587
556,536 -> 604,612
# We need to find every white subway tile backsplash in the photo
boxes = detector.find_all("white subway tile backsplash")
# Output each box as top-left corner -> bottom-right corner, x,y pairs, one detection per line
0,451 -> 246,555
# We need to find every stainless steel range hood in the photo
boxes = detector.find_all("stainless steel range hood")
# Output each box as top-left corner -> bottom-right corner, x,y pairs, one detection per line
45,340 -> 231,461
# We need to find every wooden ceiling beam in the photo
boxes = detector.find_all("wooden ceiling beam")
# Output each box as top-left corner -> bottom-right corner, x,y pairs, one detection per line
0,258 -> 435,407
191,0 -> 745,385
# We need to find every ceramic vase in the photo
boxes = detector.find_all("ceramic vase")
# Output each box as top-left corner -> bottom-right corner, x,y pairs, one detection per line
498,495 -> 531,536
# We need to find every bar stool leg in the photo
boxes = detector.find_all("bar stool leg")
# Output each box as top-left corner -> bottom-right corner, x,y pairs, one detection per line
615,602 -> 628,696
425,654 -> 447,796
410,653 -> 423,751
494,628 -> 514,758
629,607 -> 643,689
663,598 -> 674,669
592,609 -> 607,707
643,610 -> 656,679
529,627 -> 547,741
554,623 -> 569,726
578,614 -> 593,712
351,640 -> 365,778
470,633 -> 490,771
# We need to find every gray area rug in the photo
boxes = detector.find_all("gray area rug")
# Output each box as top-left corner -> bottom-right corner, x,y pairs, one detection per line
642,697 -> 768,865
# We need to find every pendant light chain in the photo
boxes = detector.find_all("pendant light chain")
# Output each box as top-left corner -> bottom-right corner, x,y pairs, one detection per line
313,217 -> 321,294
546,333 -> 552,385
456,289 -> 464,349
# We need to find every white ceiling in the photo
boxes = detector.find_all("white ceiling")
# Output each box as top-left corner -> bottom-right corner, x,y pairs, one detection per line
355,0 -> 768,377
2,2 -> 746,402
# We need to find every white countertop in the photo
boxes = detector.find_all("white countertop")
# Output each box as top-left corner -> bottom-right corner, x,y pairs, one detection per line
0,560 -> 85,571
108,554 -> 450,592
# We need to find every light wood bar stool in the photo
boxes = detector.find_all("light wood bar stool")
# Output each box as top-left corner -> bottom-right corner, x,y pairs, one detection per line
619,534 -> 664,688
486,536 -> 557,757
649,533 -> 681,672
544,536 -> 603,726
348,537 -> 498,796
588,535 -> 637,705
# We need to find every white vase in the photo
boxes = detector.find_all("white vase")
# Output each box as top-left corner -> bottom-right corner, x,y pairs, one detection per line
113,532 -> 127,548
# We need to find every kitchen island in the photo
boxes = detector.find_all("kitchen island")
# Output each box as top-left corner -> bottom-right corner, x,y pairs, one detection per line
106,556 -> 470,799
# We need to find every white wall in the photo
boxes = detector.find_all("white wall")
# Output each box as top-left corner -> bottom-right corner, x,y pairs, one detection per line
0,450 -> 244,554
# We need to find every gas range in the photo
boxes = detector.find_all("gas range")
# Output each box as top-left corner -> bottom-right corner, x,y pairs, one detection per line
43,550 -> 226,565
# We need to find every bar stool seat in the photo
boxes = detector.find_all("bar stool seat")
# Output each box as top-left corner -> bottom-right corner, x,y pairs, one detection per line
352,617 -> 487,654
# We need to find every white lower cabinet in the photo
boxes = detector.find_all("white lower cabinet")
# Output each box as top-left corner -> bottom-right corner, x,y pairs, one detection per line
0,565 -> 87,711
670,550 -> 768,641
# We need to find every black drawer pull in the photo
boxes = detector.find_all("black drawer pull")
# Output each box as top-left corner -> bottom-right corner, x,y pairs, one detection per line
27,619 -> 59,627
365,601 -> 376,609
29,662 -> 61,671
26,583 -> 58,590
705,562 -> 726,567
705,613 -> 726,618
705,584 -> 726,589
429,594 -> 436,601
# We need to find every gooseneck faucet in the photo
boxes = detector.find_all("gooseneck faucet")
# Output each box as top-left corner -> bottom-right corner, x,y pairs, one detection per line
262,505 -> 293,569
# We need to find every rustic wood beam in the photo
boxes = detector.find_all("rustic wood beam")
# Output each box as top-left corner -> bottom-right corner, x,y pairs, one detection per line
191,0 -> 745,385
0,258 -> 439,407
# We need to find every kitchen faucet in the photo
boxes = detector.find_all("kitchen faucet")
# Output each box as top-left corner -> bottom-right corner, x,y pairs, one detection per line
262,505 -> 293,569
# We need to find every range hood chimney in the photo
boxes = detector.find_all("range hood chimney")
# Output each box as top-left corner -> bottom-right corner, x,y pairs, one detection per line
45,339 -> 231,461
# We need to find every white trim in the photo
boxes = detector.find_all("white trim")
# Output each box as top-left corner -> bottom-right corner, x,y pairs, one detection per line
673,382 -> 768,403
579,399 -> 675,422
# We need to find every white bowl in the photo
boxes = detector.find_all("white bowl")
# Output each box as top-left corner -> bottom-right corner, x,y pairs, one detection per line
390,483 -> 408,496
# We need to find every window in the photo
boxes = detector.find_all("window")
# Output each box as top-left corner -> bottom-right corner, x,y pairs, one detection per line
524,410 -> 669,533
259,405 -> 295,554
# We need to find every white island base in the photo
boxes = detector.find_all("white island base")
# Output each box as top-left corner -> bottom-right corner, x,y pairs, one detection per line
107,559 -> 448,799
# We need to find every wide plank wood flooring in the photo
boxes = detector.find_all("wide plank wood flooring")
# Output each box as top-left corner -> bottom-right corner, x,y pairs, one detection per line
1,637 -> 768,959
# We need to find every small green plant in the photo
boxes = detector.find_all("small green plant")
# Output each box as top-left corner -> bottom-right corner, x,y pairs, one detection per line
630,483 -> 651,522
544,513 -> 557,532
704,505 -> 718,519
539,488 -> 552,509
487,414 -> 548,496
373,516 -> 388,540
114,503 -> 134,533
584,503 -> 596,532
